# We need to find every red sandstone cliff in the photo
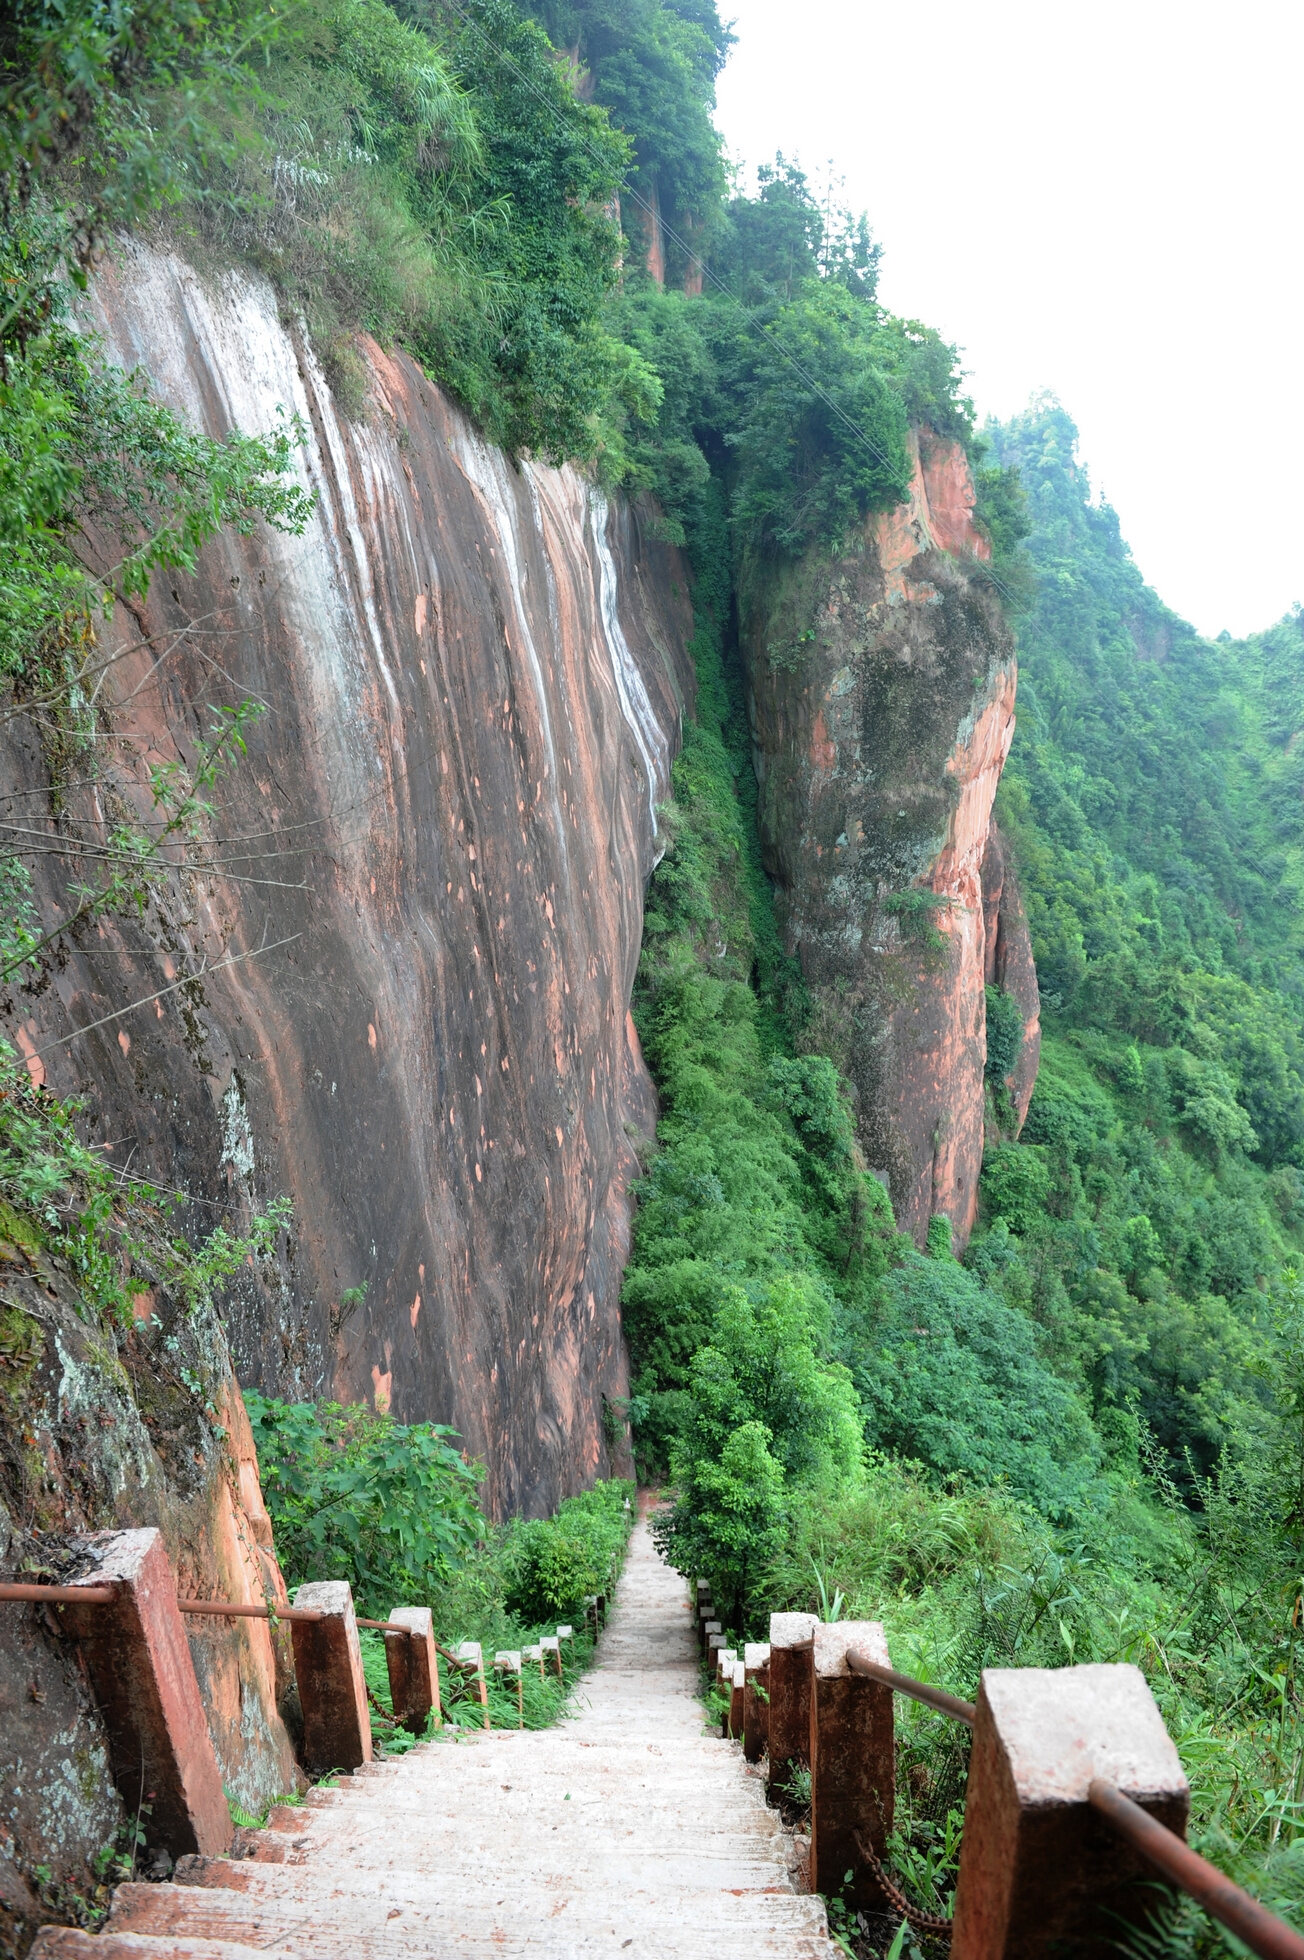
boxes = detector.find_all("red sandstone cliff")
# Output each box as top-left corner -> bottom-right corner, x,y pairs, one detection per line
745,430 -> 1038,1248
1,240 -> 693,1522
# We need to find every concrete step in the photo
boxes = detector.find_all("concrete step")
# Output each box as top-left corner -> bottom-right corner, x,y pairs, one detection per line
165,1845 -> 796,1899
107,1882 -> 829,1955
30,1932 -> 272,1960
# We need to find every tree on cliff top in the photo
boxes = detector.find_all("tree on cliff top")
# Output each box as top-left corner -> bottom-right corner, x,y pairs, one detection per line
514,0 -> 732,279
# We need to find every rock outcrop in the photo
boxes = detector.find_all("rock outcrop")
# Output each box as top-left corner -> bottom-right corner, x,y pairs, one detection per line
3,240 -> 693,1522
745,430 -> 1035,1248
0,1233 -> 298,1953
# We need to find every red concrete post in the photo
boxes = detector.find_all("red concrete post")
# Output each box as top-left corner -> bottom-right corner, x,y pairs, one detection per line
809,1622 -> 894,1907
950,1662 -> 1190,1960
289,1581 -> 371,1772
700,1614 -> 721,1653
63,1528 -> 232,1858
767,1612 -> 818,1795
384,1606 -> 442,1733
743,1641 -> 770,1763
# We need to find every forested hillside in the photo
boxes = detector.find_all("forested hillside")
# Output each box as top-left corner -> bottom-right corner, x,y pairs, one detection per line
979,401 -> 1304,1502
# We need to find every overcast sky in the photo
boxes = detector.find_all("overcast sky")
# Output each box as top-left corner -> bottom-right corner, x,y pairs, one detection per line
713,0 -> 1302,639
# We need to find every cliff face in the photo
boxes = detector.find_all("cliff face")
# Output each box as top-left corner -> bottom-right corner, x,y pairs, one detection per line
745,431 -> 1036,1247
5,240 -> 693,1522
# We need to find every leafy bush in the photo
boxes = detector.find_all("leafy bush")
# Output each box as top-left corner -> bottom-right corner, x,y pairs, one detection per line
244,1395 -> 486,1617
984,982 -> 1024,1086
0,1055 -> 288,1326
503,1479 -> 634,1621
980,1142 -> 1051,1236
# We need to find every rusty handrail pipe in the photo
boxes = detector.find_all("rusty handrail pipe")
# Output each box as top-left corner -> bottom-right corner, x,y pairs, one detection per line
179,1597 -> 329,1626
0,1581 -> 117,1606
181,1597 -> 467,1670
6,1579 -> 472,1672
1089,1779 -> 1304,1960
356,1615 -> 468,1662
845,1646 -> 976,1726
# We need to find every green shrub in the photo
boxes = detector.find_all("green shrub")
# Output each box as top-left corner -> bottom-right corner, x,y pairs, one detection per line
503,1479 -> 633,1621
243,1395 -> 486,1617
984,983 -> 1024,1086
980,1142 -> 1051,1236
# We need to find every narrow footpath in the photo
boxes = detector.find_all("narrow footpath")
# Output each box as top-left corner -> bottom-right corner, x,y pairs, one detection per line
37,1519 -> 832,1958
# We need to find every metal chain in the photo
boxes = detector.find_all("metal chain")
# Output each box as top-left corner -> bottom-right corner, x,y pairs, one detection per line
853,1832 -> 953,1941
365,1686 -> 396,1726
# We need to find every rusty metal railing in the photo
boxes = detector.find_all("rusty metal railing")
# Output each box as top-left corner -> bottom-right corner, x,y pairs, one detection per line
3,1578 -> 482,1671
845,1647 -> 976,1726
1088,1779 -> 1304,1960
841,1642 -> 1304,1960
0,1581 -> 117,1606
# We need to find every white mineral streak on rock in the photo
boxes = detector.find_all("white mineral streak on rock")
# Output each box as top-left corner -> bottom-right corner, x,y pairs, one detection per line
448,421 -> 561,786
86,243 -> 376,851
590,488 -> 670,830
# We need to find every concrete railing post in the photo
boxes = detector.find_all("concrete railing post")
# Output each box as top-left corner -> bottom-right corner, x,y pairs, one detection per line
494,1650 -> 524,1728
950,1663 -> 1190,1960
455,1640 -> 492,1728
539,1635 -> 563,1681
384,1606 -> 442,1734
728,1658 -> 745,1742
290,1581 -> 371,1772
743,1641 -> 770,1763
63,1528 -> 232,1858
809,1623 -> 894,1907
715,1647 -> 737,1733
767,1612 -> 818,1796
701,1615 -> 721,1654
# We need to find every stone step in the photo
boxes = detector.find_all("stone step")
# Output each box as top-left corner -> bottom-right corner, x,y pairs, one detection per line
107,1882 -> 828,1954
30,1933 -> 271,1960
37,1932 -> 829,1960
166,1843 -> 794,1898
212,1815 -> 788,1868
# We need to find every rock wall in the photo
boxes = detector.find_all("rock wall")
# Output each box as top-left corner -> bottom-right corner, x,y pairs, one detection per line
745,430 -> 1036,1248
0,1233 -> 297,1953
3,240 -> 693,1522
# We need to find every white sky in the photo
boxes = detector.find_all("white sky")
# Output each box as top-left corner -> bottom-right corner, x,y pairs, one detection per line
713,0 -> 1303,638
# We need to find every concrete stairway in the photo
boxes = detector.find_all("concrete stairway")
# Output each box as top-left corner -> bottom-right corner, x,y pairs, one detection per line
34,1519 -> 832,1958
